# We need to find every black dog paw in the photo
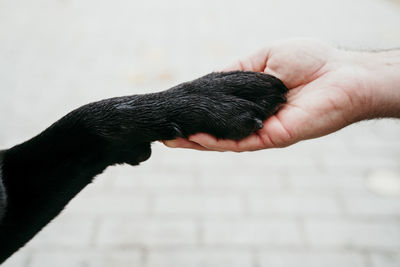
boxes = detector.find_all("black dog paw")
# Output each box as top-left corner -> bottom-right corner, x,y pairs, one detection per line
164,71 -> 288,140
76,71 -> 287,164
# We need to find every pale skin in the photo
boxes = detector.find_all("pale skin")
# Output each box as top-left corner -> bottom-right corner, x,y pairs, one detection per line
163,39 -> 400,152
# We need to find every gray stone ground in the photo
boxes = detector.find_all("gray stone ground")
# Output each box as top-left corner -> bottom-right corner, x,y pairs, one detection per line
1,0 -> 400,266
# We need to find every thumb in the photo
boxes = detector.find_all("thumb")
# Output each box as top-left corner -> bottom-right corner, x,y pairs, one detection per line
220,47 -> 272,72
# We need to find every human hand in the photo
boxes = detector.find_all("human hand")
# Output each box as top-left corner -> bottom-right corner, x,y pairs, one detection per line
163,39 -> 400,151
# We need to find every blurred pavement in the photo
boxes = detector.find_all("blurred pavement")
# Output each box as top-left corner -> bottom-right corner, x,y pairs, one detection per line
0,0 -> 400,266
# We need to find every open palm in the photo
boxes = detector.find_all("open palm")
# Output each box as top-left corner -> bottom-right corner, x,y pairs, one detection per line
164,39 -> 369,151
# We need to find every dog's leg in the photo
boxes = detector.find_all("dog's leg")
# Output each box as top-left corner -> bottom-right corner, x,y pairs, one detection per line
0,121 -> 151,262
0,71 -> 287,262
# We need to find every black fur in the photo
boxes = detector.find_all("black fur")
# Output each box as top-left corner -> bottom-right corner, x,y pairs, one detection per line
0,71 -> 287,263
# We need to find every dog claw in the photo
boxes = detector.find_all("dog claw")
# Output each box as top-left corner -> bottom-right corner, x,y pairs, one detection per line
255,118 -> 264,130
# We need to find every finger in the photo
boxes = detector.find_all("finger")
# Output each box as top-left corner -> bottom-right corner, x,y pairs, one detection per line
187,134 -> 232,152
235,133 -> 271,151
256,115 -> 294,148
221,47 -> 271,72
162,138 -> 212,151
263,66 -> 281,79
188,133 -> 265,152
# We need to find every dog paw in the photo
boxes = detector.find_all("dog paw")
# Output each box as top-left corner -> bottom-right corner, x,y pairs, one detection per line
165,71 -> 288,140
77,71 -> 287,161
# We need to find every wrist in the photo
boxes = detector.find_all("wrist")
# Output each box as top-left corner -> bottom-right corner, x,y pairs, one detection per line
344,49 -> 400,119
